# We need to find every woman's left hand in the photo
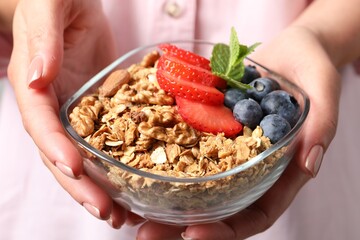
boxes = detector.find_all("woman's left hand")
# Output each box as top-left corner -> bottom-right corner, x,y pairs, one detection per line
135,25 -> 340,240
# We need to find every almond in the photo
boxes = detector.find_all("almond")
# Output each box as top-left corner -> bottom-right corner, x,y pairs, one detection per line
99,69 -> 131,97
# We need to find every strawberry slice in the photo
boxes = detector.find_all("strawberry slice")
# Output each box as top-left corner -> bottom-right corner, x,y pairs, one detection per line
157,54 -> 227,89
176,97 -> 242,137
156,69 -> 224,105
158,43 -> 212,70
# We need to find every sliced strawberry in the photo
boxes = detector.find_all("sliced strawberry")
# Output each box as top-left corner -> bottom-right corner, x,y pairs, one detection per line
158,43 -> 212,70
156,69 -> 224,105
157,54 -> 227,89
176,97 -> 243,137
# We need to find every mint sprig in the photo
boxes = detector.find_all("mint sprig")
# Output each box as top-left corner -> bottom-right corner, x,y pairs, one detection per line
210,27 -> 260,90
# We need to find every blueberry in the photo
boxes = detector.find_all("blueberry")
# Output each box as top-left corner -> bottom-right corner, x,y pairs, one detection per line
260,114 -> 291,143
224,88 -> 250,109
233,98 -> 263,129
241,65 -> 261,84
247,77 -> 280,102
260,90 -> 300,127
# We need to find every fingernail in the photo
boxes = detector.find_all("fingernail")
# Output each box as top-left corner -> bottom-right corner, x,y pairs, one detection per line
106,215 -> 121,229
305,145 -> 324,177
126,218 -> 146,226
55,161 -> 75,178
181,232 -> 196,240
27,55 -> 43,88
83,202 -> 101,219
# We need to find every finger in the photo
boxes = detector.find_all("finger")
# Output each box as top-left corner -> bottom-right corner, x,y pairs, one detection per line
9,21 -> 83,177
183,222 -> 235,240
183,161 -> 310,240
41,151 -> 115,220
226,160 -> 309,238
137,221 -> 186,240
14,0 -> 65,88
125,211 -> 146,226
294,62 -> 339,176
106,201 -> 128,229
252,27 -> 340,176
18,84 -> 83,177
284,40 -> 339,177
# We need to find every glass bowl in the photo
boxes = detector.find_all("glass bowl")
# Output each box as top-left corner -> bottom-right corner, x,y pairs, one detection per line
59,40 -> 310,226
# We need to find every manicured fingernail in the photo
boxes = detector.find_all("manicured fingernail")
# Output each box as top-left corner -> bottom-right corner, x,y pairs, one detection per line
83,202 -> 101,219
181,232 -> 196,240
55,161 -> 75,178
305,145 -> 324,177
106,215 -> 121,229
27,56 -> 43,88
126,218 -> 146,226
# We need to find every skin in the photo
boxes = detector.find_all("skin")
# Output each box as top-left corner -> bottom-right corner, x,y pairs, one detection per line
1,0 -> 360,239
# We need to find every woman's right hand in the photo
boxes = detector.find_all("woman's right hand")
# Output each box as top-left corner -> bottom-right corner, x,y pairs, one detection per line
7,0 -> 130,228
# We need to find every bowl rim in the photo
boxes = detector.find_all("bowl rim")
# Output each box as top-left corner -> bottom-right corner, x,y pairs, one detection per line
59,39 -> 310,183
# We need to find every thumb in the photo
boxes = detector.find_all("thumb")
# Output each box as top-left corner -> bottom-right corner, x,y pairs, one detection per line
251,27 -> 340,177
18,0 -> 65,89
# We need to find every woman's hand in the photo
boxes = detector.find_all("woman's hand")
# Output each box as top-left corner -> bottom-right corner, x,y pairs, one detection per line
7,0 -> 128,227
136,0 -> 360,237
135,25 -> 341,240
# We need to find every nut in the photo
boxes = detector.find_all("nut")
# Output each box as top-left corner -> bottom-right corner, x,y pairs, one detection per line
98,69 -> 131,97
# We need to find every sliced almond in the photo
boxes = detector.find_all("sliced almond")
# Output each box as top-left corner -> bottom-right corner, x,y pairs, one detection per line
105,140 -> 124,147
150,146 -> 167,164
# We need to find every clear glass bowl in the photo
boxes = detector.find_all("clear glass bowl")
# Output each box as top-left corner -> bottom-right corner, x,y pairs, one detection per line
60,40 -> 310,225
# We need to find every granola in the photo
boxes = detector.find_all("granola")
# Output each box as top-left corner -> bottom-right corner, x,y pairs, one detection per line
69,51 -> 286,210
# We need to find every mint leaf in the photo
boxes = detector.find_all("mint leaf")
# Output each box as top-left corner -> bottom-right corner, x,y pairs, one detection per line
210,27 -> 260,90
210,43 -> 230,75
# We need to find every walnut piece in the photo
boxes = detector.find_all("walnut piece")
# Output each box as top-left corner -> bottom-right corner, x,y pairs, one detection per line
69,96 -> 103,137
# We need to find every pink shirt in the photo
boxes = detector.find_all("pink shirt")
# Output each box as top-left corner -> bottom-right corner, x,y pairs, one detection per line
1,1 -> 360,239
102,0 -> 307,55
